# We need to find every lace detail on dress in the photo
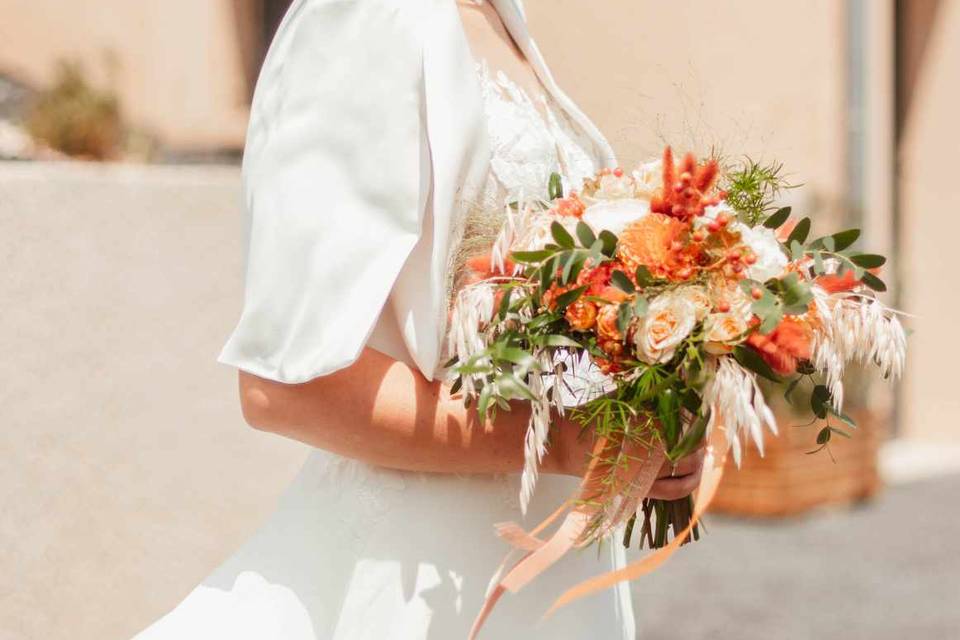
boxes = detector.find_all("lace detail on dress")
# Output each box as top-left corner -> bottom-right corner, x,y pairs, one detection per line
443,62 -> 601,343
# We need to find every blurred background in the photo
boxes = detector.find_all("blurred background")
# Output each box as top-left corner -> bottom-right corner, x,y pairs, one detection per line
1,1 -> 958,638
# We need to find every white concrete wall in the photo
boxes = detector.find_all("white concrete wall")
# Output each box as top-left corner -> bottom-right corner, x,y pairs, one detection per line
0,162 -> 306,640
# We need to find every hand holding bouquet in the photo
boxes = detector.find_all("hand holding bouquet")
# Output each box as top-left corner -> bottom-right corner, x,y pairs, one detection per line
448,147 -> 907,635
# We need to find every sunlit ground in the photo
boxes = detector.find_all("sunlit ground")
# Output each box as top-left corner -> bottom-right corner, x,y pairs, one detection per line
632,473 -> 960,639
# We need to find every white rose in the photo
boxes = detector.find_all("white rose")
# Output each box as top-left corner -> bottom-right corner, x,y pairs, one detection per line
735,223 -> 789,281
634,294 -> 697,364
582,199 -> 650,236
594,172 -> 636,200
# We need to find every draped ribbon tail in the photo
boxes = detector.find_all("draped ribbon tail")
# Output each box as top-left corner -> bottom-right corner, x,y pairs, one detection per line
543,426 -> 732,619
470,436 -> 668,638
494,522 -> 545,551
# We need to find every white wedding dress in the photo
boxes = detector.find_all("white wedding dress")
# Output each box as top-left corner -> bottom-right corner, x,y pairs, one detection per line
136,22 -> 636,640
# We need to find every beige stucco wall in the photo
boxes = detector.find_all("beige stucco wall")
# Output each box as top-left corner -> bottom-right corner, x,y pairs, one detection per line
898,0 -> 960,442
528,0 -> 848,208
0,0 -> 250,149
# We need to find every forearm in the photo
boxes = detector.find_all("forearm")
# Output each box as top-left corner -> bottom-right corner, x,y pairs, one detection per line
239,347 -> 587,476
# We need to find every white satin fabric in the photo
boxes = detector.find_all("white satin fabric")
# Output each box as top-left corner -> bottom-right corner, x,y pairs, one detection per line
137,1 -> 636,638
217,0 -> 615,383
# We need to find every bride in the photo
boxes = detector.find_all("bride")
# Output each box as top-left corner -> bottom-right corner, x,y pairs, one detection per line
137,1 -> 704,637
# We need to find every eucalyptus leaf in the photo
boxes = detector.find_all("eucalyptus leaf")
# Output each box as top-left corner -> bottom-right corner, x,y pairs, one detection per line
633,296 -> 649,316
763,206 -> 792,229
811,384 -> 831,419
635,265 -> 654,287
816,426 -> 832,445
759,302 -> 784,333
832,228 -> 861,251
787,217 -> 811,245
576,221 -> 597,248
548,172 -> 564,200
850,253 -> 886,269
511,249 -> 554,264
611,270 -> 636,294
860,271 -> 887,292
496,373 -> 537,401
813,251 -> 825,275
733,346 -> 782,382
617,301 -> 634,334
599,230 -> 618,257
554,285 -> 587,309
550,221 -> 575,249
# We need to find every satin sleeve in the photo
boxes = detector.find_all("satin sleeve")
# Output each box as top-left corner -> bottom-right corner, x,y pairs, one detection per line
218,0 -> 429,384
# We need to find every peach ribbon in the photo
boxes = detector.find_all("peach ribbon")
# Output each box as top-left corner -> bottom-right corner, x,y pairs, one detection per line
469,435 -> 669,639
544,425 -> 731,617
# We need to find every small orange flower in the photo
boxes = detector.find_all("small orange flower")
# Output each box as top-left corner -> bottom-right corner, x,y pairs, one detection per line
565,299 -> 598,331
554,194 -> 586,218
746,316 -> 813,375
465,253 -> 514,280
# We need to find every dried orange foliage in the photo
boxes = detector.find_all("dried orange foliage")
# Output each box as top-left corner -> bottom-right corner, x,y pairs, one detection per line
650,147 -> 723,221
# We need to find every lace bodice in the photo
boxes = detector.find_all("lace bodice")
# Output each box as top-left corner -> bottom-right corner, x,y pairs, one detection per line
448,61 -> 602,307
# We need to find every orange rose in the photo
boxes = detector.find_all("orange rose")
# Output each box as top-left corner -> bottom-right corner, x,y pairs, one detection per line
565,299 -> 598,331
596,304 -> 623,342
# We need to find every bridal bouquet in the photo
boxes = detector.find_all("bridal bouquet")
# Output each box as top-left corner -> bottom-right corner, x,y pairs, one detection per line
448,148 -> 907,634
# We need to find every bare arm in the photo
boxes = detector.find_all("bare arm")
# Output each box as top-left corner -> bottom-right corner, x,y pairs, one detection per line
239,347 -> 702,496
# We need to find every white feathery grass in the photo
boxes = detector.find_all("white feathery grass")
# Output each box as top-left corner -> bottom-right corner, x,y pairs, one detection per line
447,282 -> 498,398
519,357 -> 553,514
810,286 -> 907,410
702,356 -> 778,467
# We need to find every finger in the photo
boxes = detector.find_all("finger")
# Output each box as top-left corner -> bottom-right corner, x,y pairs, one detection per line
647,470 -> 702,501
655,448 -> 706,479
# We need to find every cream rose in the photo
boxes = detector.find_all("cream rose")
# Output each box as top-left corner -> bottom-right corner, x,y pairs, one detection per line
675,285 -> 711,322
594,172 -> 636,200
581,199 -> 650,236
703,312 -> 750,354
633,293 -> 697,364
632,160 -> 662,198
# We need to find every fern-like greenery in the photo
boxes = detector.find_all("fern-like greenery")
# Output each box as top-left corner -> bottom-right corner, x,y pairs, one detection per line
722,158 -> 794,226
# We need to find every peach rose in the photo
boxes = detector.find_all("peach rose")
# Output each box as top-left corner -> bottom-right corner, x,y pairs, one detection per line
703,312 -> 750,354
633,293 -> 696,364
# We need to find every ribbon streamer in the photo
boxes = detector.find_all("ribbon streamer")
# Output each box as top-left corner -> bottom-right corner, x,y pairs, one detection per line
544,426 -> 730,617
469,435 -> 668,637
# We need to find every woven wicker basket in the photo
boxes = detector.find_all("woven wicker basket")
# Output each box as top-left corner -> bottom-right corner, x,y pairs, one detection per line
710,410 -> 885,517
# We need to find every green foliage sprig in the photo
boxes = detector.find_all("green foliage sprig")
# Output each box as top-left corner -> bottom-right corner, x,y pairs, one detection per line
722,158 -> 793,226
